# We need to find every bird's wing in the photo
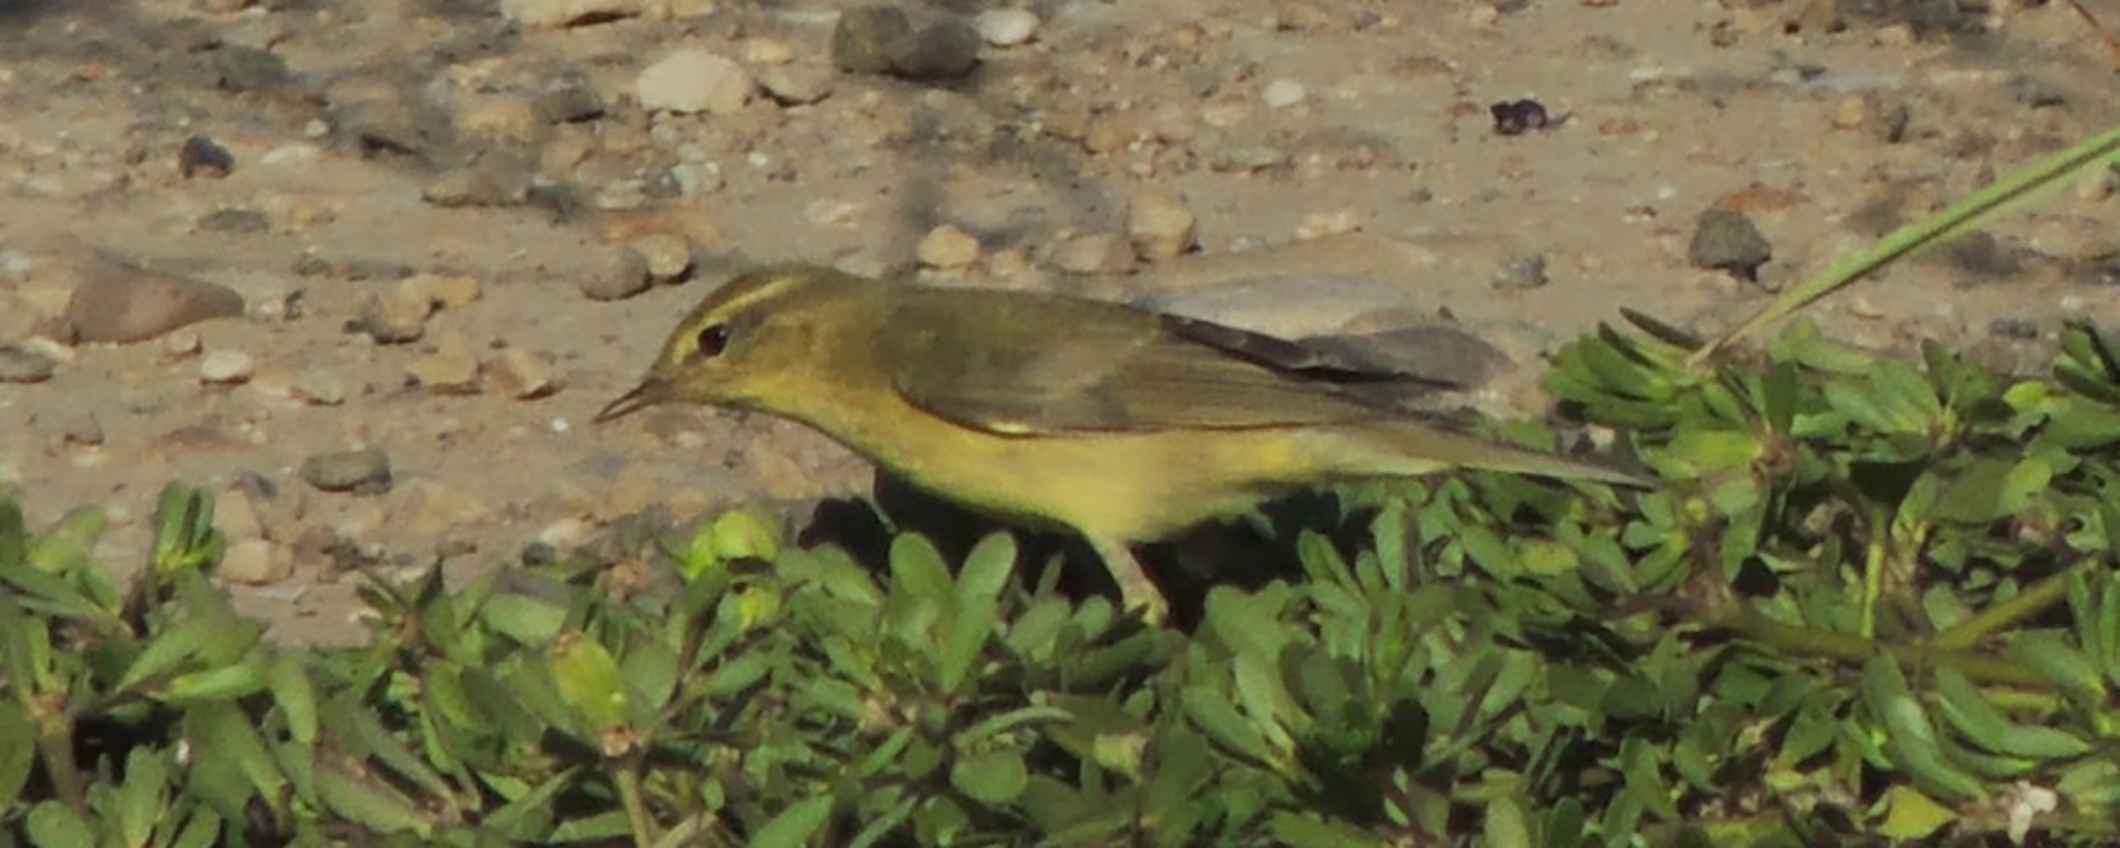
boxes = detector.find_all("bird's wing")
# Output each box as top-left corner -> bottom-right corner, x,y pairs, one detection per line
885,290 -> 1445,435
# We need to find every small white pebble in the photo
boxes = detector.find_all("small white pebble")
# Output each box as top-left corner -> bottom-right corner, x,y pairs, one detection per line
974,8 -> 1039,46
199,349 -> 256,383
1262,79 -> 1308,109
550,417 -> 570,434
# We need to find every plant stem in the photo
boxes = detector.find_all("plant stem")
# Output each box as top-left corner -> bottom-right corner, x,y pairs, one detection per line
1930,557 -> 2101,651
1715,606 -> 2049,689
617,759 -> 658,847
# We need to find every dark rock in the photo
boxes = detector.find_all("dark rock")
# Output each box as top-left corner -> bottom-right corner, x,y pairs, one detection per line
1688,208 -> 1772,281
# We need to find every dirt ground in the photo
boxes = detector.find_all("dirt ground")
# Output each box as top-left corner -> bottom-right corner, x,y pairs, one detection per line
0,0 -> 2114,643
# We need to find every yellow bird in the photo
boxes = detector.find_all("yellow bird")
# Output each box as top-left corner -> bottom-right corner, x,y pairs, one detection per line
598,265 -> 1649,620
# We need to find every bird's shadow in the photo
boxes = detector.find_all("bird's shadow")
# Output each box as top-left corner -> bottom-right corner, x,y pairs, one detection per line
795,473 -> 1372,629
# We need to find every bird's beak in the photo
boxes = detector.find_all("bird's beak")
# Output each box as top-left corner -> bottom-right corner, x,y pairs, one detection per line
596,376 -> 669,423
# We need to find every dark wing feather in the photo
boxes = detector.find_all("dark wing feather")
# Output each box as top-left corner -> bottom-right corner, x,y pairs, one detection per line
884,289 -> 1431,434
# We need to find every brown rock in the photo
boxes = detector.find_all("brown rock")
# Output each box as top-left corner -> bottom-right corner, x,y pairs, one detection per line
63,260 -> 244,343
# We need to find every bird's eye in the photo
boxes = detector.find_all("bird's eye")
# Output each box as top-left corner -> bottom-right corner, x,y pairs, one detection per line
695,323 -> 732,358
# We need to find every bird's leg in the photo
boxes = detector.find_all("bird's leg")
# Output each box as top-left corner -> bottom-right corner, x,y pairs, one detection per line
1090,536 -> 1168,624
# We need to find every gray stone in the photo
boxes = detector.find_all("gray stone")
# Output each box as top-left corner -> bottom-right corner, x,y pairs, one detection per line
300,448 -> 393,494
637,49 -> 752,115
888,19 -> 981,80
1688,208 -> 1772,280
1491,254 -> 1550,290
629,234 -> 694,282
757,65 -> 835,105
0,346 -> 55,383
582,248 -> 653,301
197,208 -> 270,233
501,0 -> 643,28
202,46 -> 292,92
219,538 -> 293,584
533,74 -> 606,123
833,6 -> 912,74
179,135 -> 235,179
1052,232 -> 1136,275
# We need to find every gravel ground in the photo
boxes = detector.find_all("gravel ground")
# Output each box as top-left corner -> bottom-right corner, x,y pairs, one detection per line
0,0 -> 2114,643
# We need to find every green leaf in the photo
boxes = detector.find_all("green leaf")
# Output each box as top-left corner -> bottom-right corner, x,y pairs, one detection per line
0,497 -> 26,569
1266,812 -> 1385,848
267,651 -> 319,745
116,614 -> 214,692
0,701 -> 33,810
749,795 -> 833,848
480,593 -> 567,646
956,532 -> 1016,605
888,533 -> 952,604
25,801 -> 95,848
2008,630 -> 2108,705
950,749 -> 1029,806
1484,797 -> 1532,848
28,506 -> 106,574
1877,785 -> 1956,840
317,758 -> 433,838
117,747 -> 170,848
703,651 -> 773,698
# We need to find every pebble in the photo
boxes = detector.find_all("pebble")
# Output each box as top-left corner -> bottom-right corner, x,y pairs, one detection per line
1688,208 -> 1773,281
484,349 -> 556,399
1126,192 -> 1197,260
757,65 -> 835,105
407,337 -> 481,393
501,0 -> 644,28
1083,111 -> 1143,154
805,198 -> 862,226
0,346 -> 56,383
916,224 -> 982,268
199,349 -> 256,384
391,480 -> 494,538
455,97 -> 541,146
1294,209 -> 1361,240
668,161 -> 725,195
1491,254 -> 1551,290
210,485 -> 265,540
887,19 -> 982,80
637,49 -> 753,115
1262,79 -> 1309,109
178,135 -> 235,179
197,209 -> 270,234
62,414 -> 102,447
1051,232 -> 1137,275
422,167 -> 523,208
164,331 -> 203,358
533,75 -> 605,124
300,447 -> 393,494
405,273 -> 482,309
833,5 -> 912,74
65,265 -> 245,343
199,46 -> 291,92
583,248 -> 653,301
219,538 -> 292,584
629,234 -> 694,282
974,8 -> 1039,46
353,288 -> 433,344
293,370 -> 347,406
744,38 -> 795,65
2078,168 -> 2116,202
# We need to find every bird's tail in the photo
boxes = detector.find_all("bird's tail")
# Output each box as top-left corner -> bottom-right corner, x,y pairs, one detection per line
1334,420 -> 1656,488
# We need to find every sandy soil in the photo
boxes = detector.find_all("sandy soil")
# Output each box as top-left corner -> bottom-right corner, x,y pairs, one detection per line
0,0 -> 2114,643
